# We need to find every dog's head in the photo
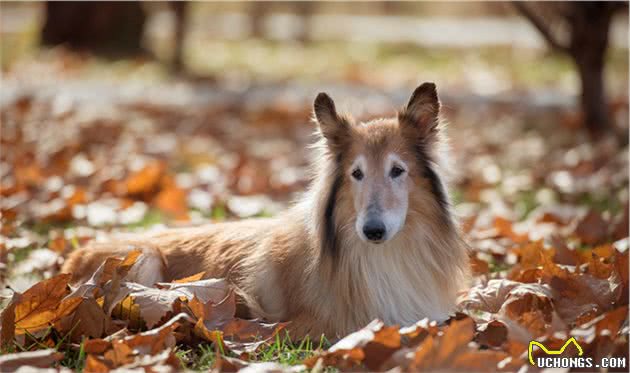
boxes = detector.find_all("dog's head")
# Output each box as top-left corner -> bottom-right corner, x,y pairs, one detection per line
314,83 -> 449,245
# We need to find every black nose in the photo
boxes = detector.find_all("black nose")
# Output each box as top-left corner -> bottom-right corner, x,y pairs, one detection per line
363,220 -> 386,241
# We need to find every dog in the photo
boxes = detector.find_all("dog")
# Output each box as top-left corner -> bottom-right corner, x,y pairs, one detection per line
62,83 -> 470,339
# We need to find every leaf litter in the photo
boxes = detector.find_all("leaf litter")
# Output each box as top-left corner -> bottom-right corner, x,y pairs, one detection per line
0,50 -> 628,371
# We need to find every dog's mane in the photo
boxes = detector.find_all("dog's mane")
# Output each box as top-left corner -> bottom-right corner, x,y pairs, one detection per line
413,140 -> 453,228
302,134 -> 344,260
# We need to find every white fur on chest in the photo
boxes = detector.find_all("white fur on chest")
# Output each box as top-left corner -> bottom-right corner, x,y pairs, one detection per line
350,233 -> 455,326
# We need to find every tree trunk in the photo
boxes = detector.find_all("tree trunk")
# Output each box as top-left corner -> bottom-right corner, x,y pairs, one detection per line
294,2 -> 313,44
575,56 -> 608,138
41,1 -> 146,57
250,2 -> 267,39
513,2 -> 624,138
170,1 -> 187,73
568,3 -> 616,138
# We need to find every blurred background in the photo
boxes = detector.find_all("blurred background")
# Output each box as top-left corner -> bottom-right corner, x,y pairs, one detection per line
1,2 -> 628,287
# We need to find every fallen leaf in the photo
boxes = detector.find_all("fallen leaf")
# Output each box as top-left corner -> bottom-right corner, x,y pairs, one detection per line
494,217 -> 528,243
85,354 -> 110,372
460,279 -> 552,314
305,320 -> 401,370
14,273 -> 82,335
173,271 -> 206,283
0,292 -> 19,347
476,319 -> 508,348
114,278 -> 230,328
125,162 -> 164,196
0,349 -> 64,371
67,249 -> 141,300
154,186 -> 189,220
574,210 -> 610,245
84,313 -> 191,370
408,318 -> 475,370
56,297 -> 108,340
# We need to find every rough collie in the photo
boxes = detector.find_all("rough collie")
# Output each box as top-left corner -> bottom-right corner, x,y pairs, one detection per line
62,83 -> 470,339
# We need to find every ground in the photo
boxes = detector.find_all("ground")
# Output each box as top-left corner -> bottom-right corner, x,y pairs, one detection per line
0,34 -> 628,371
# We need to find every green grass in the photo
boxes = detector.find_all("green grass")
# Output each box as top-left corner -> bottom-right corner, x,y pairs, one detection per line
577,192 -> 624,215
126,208 -> 167,229
210,204 -> 227,221
3,327 -> 331,371
151,332 -> 331,371
488,259 -> 512,274
9,243 -> 39,264
0,317 -> 331,370
176,332 -> 330,370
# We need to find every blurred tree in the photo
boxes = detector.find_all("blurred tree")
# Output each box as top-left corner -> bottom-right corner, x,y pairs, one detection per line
250,1 -> 313,43
381,1 -> 403,15
294,1 -> 313,43
250,1 -> 267,39
41,1 -> 146,56
513,2 -> 626,138
170,1 -> 187,73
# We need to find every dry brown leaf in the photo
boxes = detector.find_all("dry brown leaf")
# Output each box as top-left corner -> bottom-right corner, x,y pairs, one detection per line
67,249 -> 141,301
476,319 -> 508,348
13,273 -> 82,335
85,354 -> 110,372
84,338 -> 112,355
84,313 -> 190,371
514,241 -> 555,270
0,292 -> 19,348
460,279 -> 552,314
156,278 -> 230,304
612,206 -> 629,240
451,349 -> 516,371
190,291 -> 236,328
48,236 -> 70,254
573,306 -> 628,337
494,217 -> 528,243
362,323 -> 401,370
0,349 -> 64,371
221,318 -> 288,354
113,278 -> 230,328
110,294 -> 144,329
56,297 -> 109,340
460,279 -> 562,337
154,186 -> 189,220
305,320 -> 401,370
550,235 -> 579,265
470,254 -> 490,275
191,291 -> 287,355
173,271 -> 206,283
406,318 -> 476,371
212,355 -> 252,372
574,210 -> 610,245
125,162 -> 164,195
102,249 -> 142,313
119,284 -> 171,329
582,251 -> 615,279
399,319 -> 440,346
547,268 -> 622,327
613,250 -> 629,305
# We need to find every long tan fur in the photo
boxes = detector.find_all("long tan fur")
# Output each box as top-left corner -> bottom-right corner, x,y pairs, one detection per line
62,83 -> 470,339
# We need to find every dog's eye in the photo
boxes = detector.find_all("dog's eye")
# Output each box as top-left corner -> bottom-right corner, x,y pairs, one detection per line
390,166 -> 405,178
351,169 -> 364,181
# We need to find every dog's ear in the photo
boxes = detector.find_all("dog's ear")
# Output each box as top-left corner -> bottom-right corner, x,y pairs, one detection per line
314,92 -> 349,151
399,82 -> 440,140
